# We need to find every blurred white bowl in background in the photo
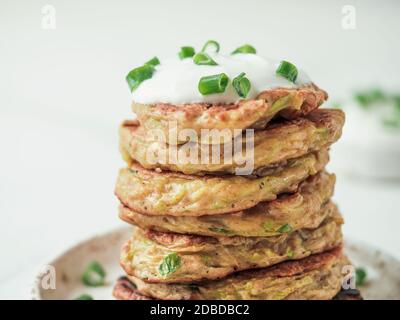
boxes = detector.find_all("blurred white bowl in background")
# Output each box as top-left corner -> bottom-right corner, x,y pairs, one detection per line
331,103 -> 400,180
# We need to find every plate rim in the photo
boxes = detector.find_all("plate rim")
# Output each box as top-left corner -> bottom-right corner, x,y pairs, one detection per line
31,226 -> 400,300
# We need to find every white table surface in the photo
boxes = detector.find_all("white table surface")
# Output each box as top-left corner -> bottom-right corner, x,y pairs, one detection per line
1,0 -> 399,299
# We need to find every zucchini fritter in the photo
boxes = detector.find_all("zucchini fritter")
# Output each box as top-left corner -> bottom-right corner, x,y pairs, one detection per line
118,247 -> 347,300
114,278 -> 362,300
120,109 -> 343,175
115,150 -> 329,216
132,84 -> 327,144
120,211 -> 343,283
119,171 -> 335,237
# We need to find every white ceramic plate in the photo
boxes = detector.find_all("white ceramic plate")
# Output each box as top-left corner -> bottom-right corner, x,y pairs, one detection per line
32,226 -> 400,300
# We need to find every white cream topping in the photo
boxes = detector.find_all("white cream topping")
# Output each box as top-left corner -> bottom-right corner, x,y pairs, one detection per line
132,53 -> 311,104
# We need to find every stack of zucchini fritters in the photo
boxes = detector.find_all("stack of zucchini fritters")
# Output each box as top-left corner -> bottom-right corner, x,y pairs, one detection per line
113,84 -> 358,300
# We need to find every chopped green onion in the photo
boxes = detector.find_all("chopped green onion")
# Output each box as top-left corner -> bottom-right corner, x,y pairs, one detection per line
393,95 -> 400,110
75,294 -> 94,300
126,64 -> 155,92
276,60 -> 298,83
383,118 -> 400,129
354,88 -> 387,108
178,46 -> 195,59
277,223 -> 292,233
370,88 -> 386,101
232,72 -> 251,98
193,52 -> 218,66
354,93 -> 371,107
81,261 -> 106,287
286,249 -> 294,258
201,40 -> 220,53
159,252 -> 181,276
198,73 -> 229,95
145,56 -> 160,67
355,267 -> 367,286
231,44 -> 257,54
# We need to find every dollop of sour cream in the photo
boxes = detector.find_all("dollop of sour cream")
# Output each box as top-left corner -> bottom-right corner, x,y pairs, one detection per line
132,53 -> 311,104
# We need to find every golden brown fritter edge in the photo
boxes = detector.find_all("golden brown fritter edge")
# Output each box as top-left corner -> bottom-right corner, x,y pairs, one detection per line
115,150 -> 329,217
120,108 -> 344,176
132,84 -> 328,137
119,213 -> 343,284
113,278 -> 362,300
118,171 -> 336,237
117,247 -> 341,292
231,245 -> 342,280
114,247 -> 362,300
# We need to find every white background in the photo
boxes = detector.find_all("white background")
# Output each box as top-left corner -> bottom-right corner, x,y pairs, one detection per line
0,0 -> 399,299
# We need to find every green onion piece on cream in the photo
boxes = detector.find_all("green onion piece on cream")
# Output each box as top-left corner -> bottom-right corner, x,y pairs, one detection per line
145,56 -> 160,67
201,40 -> 220,53
231,44 -> 257,54
126,64 -> 155,92
276,60 -> 298,83
178,46 -> 195,59
232,72 -> 251,98
198,73 -> 229,95
193,52 -> 218,66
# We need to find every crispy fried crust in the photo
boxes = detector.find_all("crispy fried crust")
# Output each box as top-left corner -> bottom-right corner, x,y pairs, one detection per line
120,109 -> 344,175
113,277 -> 362,300
115,150 -> 329,216
116,248 -> 350,300
120,212 -> 343,283
132,84 -> 328,144
119,171 -> 336,237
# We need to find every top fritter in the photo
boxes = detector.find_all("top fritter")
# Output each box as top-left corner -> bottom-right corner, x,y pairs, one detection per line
126,41 -> 328,143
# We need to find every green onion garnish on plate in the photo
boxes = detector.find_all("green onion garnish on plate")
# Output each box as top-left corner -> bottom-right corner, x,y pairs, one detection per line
178,46 -> 195,59
383,118 -> 400,129
198,73 -> 229,95
355,267 -> 367,286
231,44 -> 257,54
193,52 -> 218,66
276,60 -> 298,83
81,261 -> 106,287
145,56 -> 160,67
232,72 -> 251,98
201,40 -> 220,53
75,294 -> 94,300
126,64 -> 155,92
